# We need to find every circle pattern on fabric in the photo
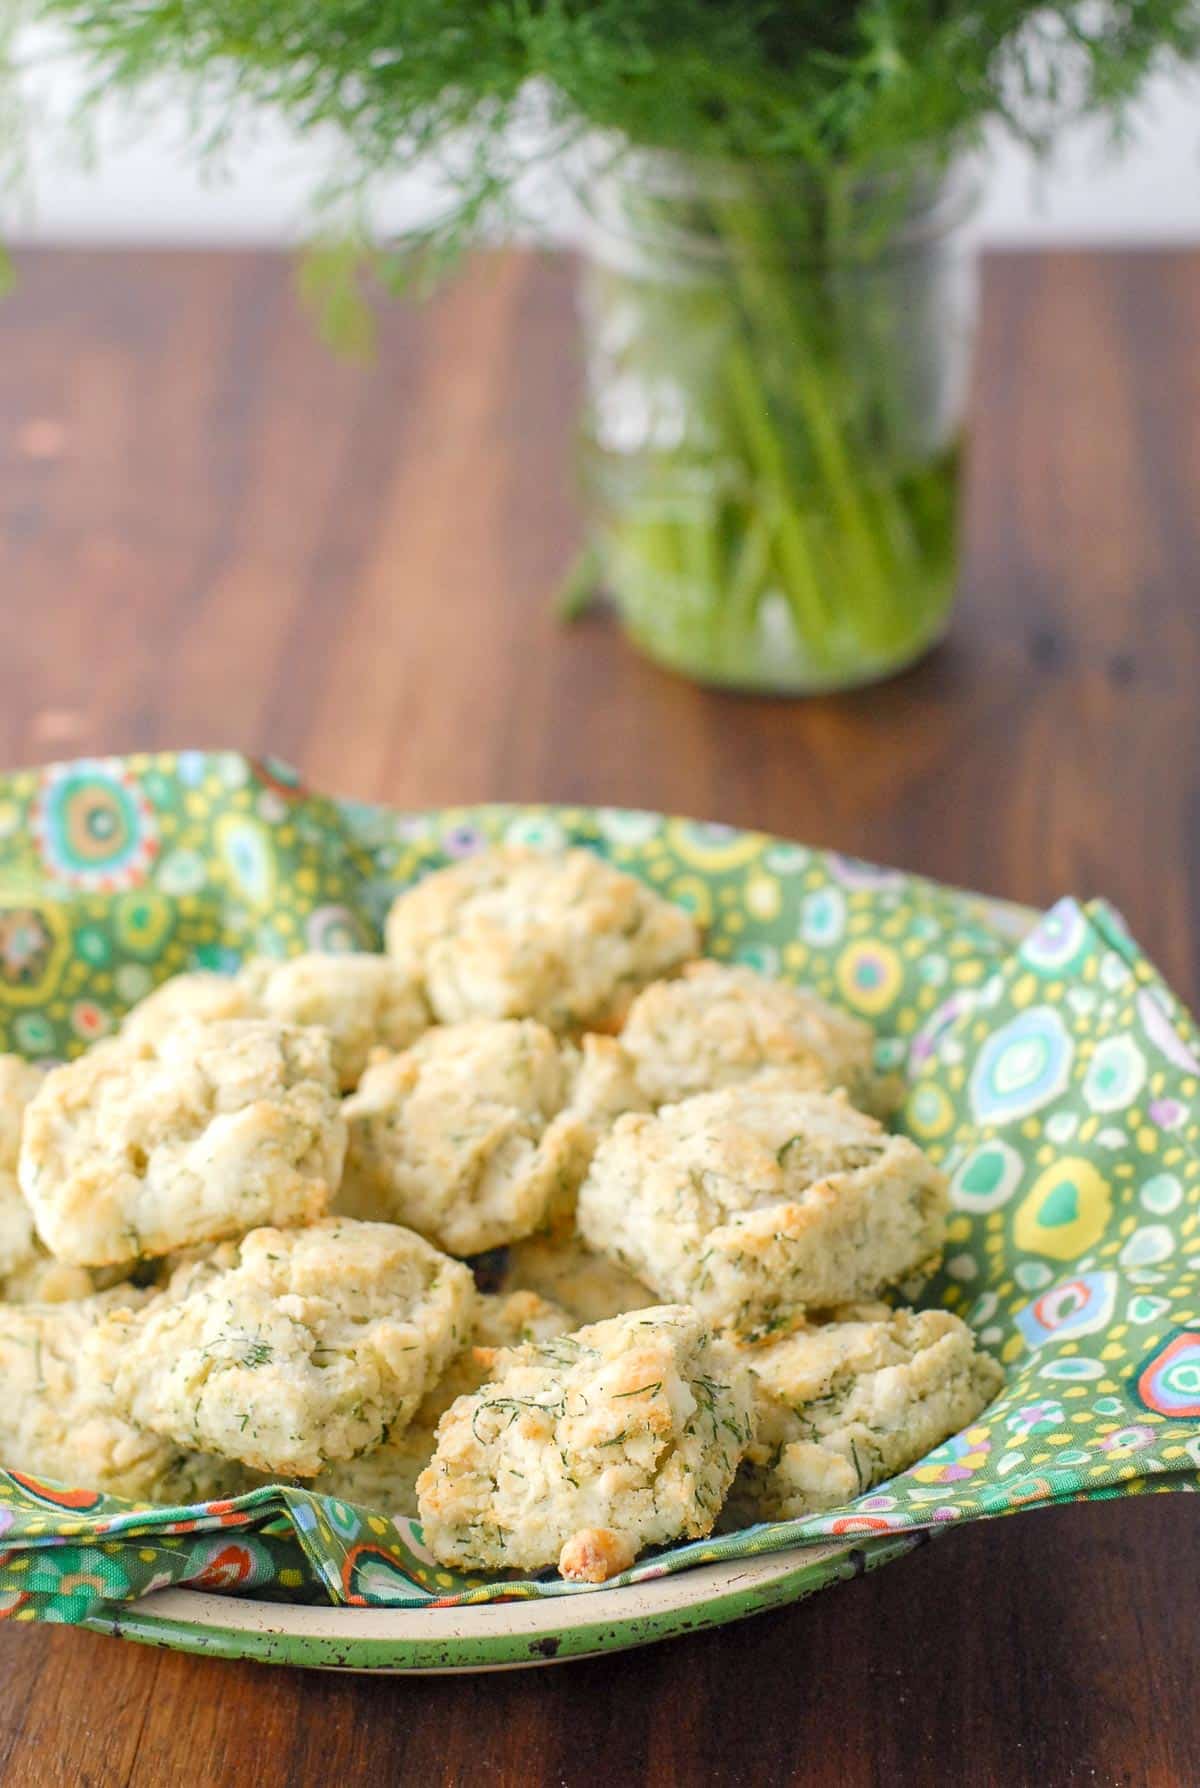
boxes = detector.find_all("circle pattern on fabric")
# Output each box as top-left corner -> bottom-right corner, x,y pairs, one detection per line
32,759 -> 158,891
1015,1270 -> 1118,1348
1133,1329 -> 1200,1418
1014,1158 -> 1112,1261
951,1140 -> 1024,1213
969,1007 -> 1074,1124
1082,1034 -> 1147,1112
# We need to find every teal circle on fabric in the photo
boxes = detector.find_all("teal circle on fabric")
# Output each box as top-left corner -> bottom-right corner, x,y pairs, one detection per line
951,1140 -> 1024,1212
1083,1034 -> 1147,1113
968,1007 -> 1074,1124
1141,1173 -> 1183,1215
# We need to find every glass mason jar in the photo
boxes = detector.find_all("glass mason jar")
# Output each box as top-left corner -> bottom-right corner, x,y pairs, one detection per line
576,150 -> 980,693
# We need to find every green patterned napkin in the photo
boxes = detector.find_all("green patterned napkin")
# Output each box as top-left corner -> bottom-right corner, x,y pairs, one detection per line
0,752 -> 1196,1626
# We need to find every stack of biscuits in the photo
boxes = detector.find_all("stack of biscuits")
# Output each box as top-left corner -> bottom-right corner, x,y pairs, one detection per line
0,847 -> 1002,1583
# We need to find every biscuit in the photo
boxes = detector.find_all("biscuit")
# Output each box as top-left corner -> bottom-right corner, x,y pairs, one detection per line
385,846 -> 700,1031
121,971 -> 257,1044
565,1033 -> 652,1145
19,1019 -> 346,1266
0,1054 -> 123,1301
1,1256 -> 120,1304
501,1230 -> 657,1326
339,1020 -> 592,1255
0,1292 -> 246,1504
618,961 -> 880,1110
0,1054 -> 45,1283
722,1308 -> 1004,1524
124,957 -> 430,1093
577,1080 -> 948,1336
97,1219 -> 477,1477
237,953 -> 429,1091
313,1288 -> 571,1514
416,1304 -> 753,1579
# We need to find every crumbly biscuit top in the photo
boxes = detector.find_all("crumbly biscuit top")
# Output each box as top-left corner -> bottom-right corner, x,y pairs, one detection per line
580,1079 -> 892,1242
416,1303 -> 753,1578
98,1218 -> 477,1478
619,961 -> 878,1108
577,1080 -> 947,1333
19,1019 -> 346,1265
237,952 -> 429,1091
0,1291 -> 244,1505
341,1019 -> 590,1255
723,1307 -> 1004,1522
121,972 -> 257,1045
0,1054 -> 44,1280
740,1306 -> 999,1410
385,846 -> 700,1031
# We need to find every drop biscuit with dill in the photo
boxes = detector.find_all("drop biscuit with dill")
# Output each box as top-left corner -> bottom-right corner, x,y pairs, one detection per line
94,1218 -> 476,1477
416,1303 -> 753,1580
616,960 -> 883,1111
339,1018 -> 594,1255
723,1307 -> 1004,1525
577,1078 -> 948,1336
236,952 -> 430,1091
0,1289 -> 247,1504
18,1018 -> 346,1266
120,970 -> 259,1045
123,955 -> 429,1092
384,845 -> 700,1031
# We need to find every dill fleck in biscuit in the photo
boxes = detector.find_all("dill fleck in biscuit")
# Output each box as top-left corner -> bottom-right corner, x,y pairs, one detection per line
0,1292 -> 246,1504
723,1308 -> 1004,1525
236,953 -> 429,1091
339,1019 -> 593,1256
97,1219 -> 477,1478
617,961 -> 882,1111
384,845 -> 700,1032
501,1230 -> 657,1326
577,1080 -> 948,1337
416,1304 -> 754,1580
18,1019 -> 346,1267
313,1289 -> 571,1515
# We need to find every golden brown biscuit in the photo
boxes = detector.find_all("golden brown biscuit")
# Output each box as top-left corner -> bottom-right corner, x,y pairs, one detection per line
385,846 -> 699,1031
723,1308 -> 1003,1524
19,1020 -> 345,1265
96,1219 -> 476,1478
417,1304 -> 753,1578
577,1079 -> 947,1336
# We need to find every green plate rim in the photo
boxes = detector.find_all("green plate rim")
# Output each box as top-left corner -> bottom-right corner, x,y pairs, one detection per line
79,1534 -> 922,1672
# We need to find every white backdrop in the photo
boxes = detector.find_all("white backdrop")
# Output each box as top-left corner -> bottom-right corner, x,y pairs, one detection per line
7,52 -> 1200,246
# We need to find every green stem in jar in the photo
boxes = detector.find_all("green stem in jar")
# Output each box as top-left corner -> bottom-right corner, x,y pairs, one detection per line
578,163 -> 966,689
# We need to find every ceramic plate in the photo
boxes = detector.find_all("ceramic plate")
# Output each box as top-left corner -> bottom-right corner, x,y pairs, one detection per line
82,1534 -> 923,1672
0,765 -> 1061,1670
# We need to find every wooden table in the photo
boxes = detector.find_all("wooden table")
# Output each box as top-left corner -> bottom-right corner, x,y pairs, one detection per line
0,246 -> 1197,1786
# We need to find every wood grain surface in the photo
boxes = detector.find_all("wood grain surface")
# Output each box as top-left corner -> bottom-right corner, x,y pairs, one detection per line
0,246 -> 1196,1787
